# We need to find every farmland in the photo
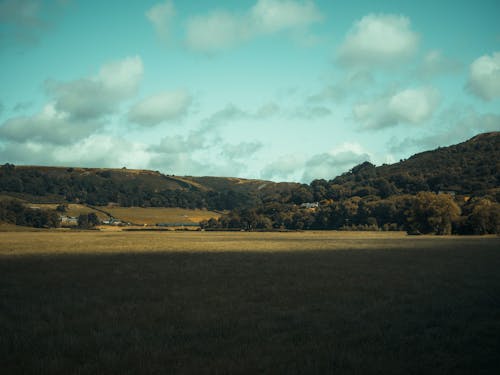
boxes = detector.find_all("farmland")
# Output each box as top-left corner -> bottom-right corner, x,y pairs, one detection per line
103,207 -> 220,226
1,231 -> 499,374
18,204 -> 221,227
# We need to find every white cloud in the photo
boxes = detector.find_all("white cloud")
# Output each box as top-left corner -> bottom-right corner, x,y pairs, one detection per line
0,0 -> 68,47
353,87 -> 440,129
185,11 -> 250,52
466,52 -> 500,101
0,0 -> 41,27
149,132 -> 233,177
0,103 -> 100,145
128,90 -> 192,126
204,102 -> 279,128
293,106 -> 331,119
250,0 -> 322,33
146,0 -> 176,43
185,0 -> 322,53
302,142 -> 371,182
390,107 -> 500,153
261,155 -> 304,181
53,135 -> 151,169
0,135 -> 151,169
46,56 -> 143,120
0,0 -> 43,45
417,50 -> 461,79
221,141 -> 262,159
309,71 -> 374,102
337,14 -> 419,68
150,132 -> 206,155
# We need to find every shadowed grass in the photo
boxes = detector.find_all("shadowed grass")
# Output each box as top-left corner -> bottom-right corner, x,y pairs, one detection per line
1,232 -> 499,374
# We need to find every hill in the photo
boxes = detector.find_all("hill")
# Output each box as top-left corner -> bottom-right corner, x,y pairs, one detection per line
0,164 -> 299,210
309,132 -> 500,201
0,132 -> 499,208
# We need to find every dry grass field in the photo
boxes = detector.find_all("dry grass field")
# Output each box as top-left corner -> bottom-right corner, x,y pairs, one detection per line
19,204 -> 220,226
103,207 -> 220,225
34,204 -> 109,220
1,231 -> 499,374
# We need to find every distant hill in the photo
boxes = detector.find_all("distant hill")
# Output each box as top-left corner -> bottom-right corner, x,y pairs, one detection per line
0,164 -> 299,210
0,132 -> 498,209
318,132 -> 500,199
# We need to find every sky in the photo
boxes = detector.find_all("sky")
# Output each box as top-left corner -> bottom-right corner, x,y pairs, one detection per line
0,0 -> 499,183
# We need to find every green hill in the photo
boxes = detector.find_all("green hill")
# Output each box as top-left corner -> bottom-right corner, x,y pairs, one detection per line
315,132 -> 500,200
0,164 -> 298,210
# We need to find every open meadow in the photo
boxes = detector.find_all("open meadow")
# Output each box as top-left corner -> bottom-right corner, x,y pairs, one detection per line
1,231 -> 499,374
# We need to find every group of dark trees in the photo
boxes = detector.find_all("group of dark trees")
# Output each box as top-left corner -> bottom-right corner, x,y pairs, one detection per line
0,200 -> 102,229
0,164 -> 254,210
201,193 -> 499,235
0,199 -> 60,228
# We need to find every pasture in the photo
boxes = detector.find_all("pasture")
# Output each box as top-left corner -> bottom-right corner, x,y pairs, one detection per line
1,231 -> 499,374
27,205 -> 221,226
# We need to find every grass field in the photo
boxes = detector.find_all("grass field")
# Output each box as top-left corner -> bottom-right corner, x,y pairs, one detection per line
103,207 -> 220,225
12,204 -> 220,226
1,231 -> 499,374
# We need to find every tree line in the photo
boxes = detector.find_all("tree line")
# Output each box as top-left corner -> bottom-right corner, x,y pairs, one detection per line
202,192 -> 500,235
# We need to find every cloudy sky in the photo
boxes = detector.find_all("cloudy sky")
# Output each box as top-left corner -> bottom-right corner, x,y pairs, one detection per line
0,0 -> 499,182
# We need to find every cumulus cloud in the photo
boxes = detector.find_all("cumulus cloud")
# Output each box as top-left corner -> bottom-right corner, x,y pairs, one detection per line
148,132 -> 219,176
417,50 -> 461,79
354,87 -> 440,129
221,141 -> 262,159
293,105 -> 331,119
466,52 -> 500,101
250,0 -> 323,33
150,132 -> 206,155
13,101 -> 32,112
0,0 -> 68,47
204,102 -> 279,128
46,56 -> 143,120
390,107 -> 500,153
128,90 -> 192,126
185,10 -> 249,52
309,71 -> 374,102
0,135 -> 151,169
261,155 -> 304,181
337,13 -> 419,68
147,132 -> 263,178
146,0 -> 176,43
302,143 -> 371,182
0,103 -> 100,145
185,0 -> 322,53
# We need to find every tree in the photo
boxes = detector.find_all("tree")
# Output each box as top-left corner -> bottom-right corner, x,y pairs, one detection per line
78,213 -> 100,229
466,198 -> 500,234
407,192 -> 461,235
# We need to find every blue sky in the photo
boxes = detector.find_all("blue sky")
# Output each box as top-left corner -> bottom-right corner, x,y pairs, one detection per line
0,0 -> 499,182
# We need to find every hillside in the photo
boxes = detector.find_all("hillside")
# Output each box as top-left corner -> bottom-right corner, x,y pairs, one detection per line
317,132 -> 500,200
0,132 -> 498,209
0,163 -> 298,210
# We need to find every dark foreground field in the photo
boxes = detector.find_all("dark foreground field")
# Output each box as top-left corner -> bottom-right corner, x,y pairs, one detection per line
1,232 -> 499,374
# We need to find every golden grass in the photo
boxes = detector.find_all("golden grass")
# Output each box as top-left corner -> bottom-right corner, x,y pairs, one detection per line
6,202 -> 220,226
0,230 -> 497,256
103,207 -> 220,225
32,203 -> 109,220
